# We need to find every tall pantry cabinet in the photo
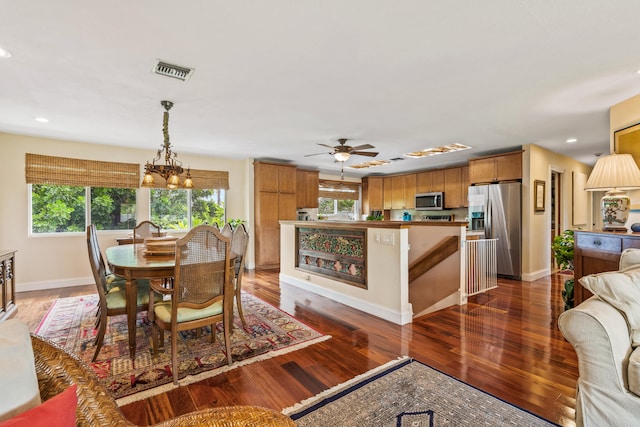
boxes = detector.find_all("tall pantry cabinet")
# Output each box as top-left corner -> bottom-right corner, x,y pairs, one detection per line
254,161 -> 297,269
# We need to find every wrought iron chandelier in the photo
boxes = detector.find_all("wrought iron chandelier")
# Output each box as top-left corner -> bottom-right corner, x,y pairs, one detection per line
141,100 -> 193,189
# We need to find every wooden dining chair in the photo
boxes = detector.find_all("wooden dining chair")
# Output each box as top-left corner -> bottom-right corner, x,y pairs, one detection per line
133,220 -> 162,241
86,224 -> 160,362
230,223 -> 250,325
148,224 -> 234,384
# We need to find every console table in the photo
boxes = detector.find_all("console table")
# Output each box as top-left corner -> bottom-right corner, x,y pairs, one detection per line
573,230 -> 640,305
0,250 -> 17,322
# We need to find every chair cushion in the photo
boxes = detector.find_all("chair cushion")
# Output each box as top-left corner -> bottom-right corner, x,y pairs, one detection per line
105,280 -> 159,310
0,385 -> 77,427
154,300 -> 224,323
619,248 -> 640,270
580,266 -> 640,347
0,320 -> 41,421
629,347 -> 640,396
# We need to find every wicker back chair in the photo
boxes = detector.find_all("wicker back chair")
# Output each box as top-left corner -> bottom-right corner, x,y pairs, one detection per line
133,220 -> 162,241
30,334 -> 296,426
220,222 -> 233,239
86,224 -> 157,362
149,225 -> 234,384
230,223 -> 250,325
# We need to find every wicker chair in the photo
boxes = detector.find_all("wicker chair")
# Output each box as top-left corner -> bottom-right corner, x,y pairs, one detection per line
230,224 -> 250,326
149,225 -> 234,384
133,220 -> 162,241
30,334 -> 296,427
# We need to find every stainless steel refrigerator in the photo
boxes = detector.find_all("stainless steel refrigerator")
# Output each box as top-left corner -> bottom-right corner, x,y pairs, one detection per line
468,182 -> 522,279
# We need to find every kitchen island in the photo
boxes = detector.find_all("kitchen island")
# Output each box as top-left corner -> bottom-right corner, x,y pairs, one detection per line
279,220 -> 469,325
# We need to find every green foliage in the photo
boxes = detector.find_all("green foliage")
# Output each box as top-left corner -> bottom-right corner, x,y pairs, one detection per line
562,278 -> 574,311
552,229 -> 574,271
228,218 -> 246,228
90,188 -> 136,230
32,185 -> 85,232
150,188 -> 226,230
366,212 -> 383,220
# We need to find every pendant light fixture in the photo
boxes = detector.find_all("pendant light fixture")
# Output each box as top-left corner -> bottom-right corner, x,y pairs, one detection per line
141,100 -> 193,189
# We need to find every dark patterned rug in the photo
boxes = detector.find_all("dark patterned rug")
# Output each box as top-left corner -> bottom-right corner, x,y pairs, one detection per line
284,358 -> 557,427
36,292 -> 329,404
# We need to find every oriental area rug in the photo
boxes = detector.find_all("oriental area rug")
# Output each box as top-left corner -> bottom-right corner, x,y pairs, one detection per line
283,357 -> 558,427
36,292 -> 329,404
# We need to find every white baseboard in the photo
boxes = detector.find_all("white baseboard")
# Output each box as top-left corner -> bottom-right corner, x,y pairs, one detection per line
521,268 -> 548,282
17,276 -> 93,293
279,273 -> 413,325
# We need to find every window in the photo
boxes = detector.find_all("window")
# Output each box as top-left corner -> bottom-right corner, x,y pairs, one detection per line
27,153 -> 141,234
318,198 -> 358,220
317,179 -> 361,220
90,187 -> 137,230
30,185 -> 137,233
150,188 -> 225,230
31,185 -> 86,233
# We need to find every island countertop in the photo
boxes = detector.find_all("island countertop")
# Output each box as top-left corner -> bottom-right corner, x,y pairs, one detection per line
279,220 -> 468,229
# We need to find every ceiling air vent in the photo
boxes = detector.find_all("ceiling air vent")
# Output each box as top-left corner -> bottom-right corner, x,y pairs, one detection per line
153,60 -> 195,82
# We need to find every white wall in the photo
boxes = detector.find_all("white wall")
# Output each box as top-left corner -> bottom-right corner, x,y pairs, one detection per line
611,92 -> 640,226
522,144 -> 593,281
0,132 -> 250,291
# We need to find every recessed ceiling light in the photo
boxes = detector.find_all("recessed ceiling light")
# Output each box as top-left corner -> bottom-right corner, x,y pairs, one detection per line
34,117 -> 49,123
566,138 -> 577,143
0,47 -> 12,59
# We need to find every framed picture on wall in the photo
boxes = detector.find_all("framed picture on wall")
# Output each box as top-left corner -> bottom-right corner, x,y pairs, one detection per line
615,122 -> 640,167
534,180 -> 545,212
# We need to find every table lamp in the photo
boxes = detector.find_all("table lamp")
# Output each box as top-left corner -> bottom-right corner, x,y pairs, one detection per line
584,153 -> 640,231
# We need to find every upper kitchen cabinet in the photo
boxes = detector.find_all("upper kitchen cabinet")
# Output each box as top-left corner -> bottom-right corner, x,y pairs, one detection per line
444,167 -> 463,209
362,176 -> 384,212
469,151 -> 522,184
296,169 -> 319,208
390,174 -> 416,209
416,170 -> 445,193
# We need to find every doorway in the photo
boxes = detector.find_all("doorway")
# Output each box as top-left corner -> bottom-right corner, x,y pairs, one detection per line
551,171 -> 562,269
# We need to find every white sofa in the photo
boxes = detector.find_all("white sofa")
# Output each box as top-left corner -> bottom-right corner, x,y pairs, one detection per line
559,249 -> 640,427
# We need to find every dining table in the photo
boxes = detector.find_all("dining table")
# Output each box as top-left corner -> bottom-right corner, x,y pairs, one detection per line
105,243 -> 175,359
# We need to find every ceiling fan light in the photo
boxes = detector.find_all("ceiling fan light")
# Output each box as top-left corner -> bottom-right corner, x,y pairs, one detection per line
334,152 -> 351,162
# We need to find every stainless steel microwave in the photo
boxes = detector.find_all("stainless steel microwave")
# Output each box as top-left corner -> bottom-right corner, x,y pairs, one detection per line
415,192 -> 444,210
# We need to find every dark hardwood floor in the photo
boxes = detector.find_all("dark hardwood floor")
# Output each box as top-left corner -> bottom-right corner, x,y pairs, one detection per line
17,270 -> 578,426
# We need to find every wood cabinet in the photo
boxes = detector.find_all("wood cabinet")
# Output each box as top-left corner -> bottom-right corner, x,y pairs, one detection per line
362,176 -> 384,213
573,230 -> 640,305
469,151 -> 522,184
461,165 -> 469,207
444,167 -> 463,209
431,170 -> 445,192
296,169 -> 319,208
254,162 -> 297,269
383,177 -> 393,209
389,174 -> 416,209
0,250 -> 17,322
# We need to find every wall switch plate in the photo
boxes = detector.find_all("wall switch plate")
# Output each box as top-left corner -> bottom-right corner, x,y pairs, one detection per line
381,233 -> 394,245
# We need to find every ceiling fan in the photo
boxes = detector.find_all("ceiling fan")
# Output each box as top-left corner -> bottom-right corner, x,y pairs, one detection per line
305,138 -> 379,162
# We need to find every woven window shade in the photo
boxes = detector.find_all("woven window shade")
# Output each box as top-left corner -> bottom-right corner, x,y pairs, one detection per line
189,169 -> 229,190
25,153 -> 139,188
318,179 -> 360,200
145,168 -> 229,190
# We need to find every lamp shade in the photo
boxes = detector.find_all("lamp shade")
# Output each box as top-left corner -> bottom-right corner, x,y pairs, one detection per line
585,153 -> 640,191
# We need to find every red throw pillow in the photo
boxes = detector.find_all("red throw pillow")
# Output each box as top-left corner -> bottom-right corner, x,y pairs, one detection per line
0,385 -> 77,427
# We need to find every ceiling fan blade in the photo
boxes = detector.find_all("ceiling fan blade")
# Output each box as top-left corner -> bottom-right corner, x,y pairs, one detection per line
351,151 -> 379,157
304,151 -> 332,157
317,143 -> 335,149
349,144 -> 374,151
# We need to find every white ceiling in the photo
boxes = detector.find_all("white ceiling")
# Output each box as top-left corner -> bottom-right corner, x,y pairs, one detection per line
2,1 -> 640,178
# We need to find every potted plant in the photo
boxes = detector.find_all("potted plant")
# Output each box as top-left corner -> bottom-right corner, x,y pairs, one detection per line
552,229 -> 574,310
